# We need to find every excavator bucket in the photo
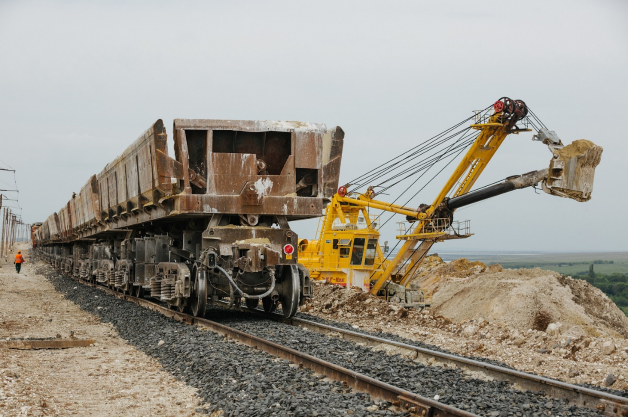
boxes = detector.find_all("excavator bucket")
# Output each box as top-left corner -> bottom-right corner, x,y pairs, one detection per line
542,139 -> 603,202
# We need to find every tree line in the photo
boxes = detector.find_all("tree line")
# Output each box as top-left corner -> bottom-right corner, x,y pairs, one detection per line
577,264 -> 628,315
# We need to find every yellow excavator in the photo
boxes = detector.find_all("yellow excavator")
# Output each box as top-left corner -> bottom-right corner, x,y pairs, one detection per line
298,97 -> 603,307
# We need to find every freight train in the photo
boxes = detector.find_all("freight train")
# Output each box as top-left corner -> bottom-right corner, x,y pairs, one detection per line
34,119 -> 344,318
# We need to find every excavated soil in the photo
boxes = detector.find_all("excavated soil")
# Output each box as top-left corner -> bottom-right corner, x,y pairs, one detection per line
554,139 -> 597,160
304,258 -> 628,390
410,256 -> 628,339
432,268 -> 628,339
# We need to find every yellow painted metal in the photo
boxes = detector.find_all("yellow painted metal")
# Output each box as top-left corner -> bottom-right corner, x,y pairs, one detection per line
337,196 -> 422,218
300,110 -> 521,297
370,115 -> 518,295
298,193 -> 388,291
396,231 -> 446,240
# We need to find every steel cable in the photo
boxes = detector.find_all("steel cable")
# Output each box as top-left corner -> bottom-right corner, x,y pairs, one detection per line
347,105 -> 492,192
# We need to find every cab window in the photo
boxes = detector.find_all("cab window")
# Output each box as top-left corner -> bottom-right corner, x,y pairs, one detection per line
364,238 -> 377,266
338,239 -> 351,258
351,238 -> 365,265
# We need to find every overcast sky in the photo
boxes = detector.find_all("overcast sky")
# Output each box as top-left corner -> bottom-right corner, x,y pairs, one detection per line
1,0 -> 626,252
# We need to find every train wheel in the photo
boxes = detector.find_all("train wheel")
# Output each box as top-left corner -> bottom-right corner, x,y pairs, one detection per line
262,296 -> 277,313
245,298 -> 260,310
280,265 -> 300,318
190,267 -> 207,317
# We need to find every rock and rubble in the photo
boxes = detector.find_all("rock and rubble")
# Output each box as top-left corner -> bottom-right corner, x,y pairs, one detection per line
304,258 -> 628,391
421,261 -> 628,339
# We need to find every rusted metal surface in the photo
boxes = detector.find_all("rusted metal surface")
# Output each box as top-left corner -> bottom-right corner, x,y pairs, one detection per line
36,119 -> 344,246
61,195 -> 326,241
0,339 -> 95,349
96,120 -> 173,222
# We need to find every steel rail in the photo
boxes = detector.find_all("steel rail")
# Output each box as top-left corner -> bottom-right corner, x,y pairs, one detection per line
68,277 -> 476,417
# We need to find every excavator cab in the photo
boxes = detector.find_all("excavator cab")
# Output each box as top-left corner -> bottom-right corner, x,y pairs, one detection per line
298,206 -> 384,292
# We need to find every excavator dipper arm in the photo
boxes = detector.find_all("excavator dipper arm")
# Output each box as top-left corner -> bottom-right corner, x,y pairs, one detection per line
446,169 -> 548,209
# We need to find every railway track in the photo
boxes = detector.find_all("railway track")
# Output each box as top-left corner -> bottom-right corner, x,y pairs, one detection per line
76,279 -> 474,417
46,264 -> 628,417
252,310 -> 628,416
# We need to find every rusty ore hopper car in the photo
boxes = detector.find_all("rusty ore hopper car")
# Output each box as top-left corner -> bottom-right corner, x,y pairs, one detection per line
34,119 -> 344,317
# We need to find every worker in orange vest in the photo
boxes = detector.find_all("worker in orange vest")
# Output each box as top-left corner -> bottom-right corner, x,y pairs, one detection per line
14,251 -> 25,274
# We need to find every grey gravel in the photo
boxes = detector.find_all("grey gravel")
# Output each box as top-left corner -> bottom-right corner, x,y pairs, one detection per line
212,310 -> 604,416
39,265 -> 404,417
296,313 -> 518,370
297,313 -> 628,399
40,259 -> 618,416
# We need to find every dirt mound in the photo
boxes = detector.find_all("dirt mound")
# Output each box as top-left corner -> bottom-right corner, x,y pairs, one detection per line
413,254 -> 445,275
556,274 -> 628,338
408,257 -> 626,338
409,257 -> 503,292
306,259 -> 628,340
433,267 -> 628,338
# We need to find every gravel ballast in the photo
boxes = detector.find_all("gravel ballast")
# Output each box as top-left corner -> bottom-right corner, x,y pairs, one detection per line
297,313 -> 517,369
295,314 -> 628,400
39,264 -> 402,417
212,311 -> 603,416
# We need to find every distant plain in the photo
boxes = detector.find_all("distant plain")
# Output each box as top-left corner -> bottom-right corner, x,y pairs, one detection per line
434,251 -> 628,276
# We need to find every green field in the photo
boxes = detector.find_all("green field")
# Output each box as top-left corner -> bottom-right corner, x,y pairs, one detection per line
439,251 -> 628,316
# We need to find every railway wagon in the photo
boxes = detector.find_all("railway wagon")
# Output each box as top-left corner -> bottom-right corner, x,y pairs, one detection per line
35,119 -> 344,317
